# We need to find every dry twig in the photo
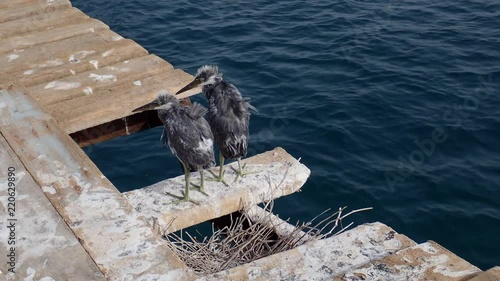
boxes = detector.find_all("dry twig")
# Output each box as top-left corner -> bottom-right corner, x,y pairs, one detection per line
161,166 -> 372,274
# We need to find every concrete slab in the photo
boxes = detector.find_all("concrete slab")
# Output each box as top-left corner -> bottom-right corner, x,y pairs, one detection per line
29,54 -> 172,106
203,222 -> 416,280
1,34 -> 148,87
467,267 -> 500,281
0,136 -> 106,280
0,88 -> 196,281
0,0 -> 64,10
0,0 -> 71,24
0,19 -> 109,54
46,68 -> 203,134
0,7 -> 89,40
124,147 -> 311,234
334,241 -> 481,281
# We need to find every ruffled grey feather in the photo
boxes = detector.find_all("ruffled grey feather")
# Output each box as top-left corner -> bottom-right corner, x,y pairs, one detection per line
153,93 -> 215,170
187,102 -> 209,120
196,66 -> 255,160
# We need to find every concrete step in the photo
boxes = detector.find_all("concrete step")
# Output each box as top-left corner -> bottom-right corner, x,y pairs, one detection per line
334,241 -> 481,281
1,30 -> 147,88
0,0 -> 71,24
28,54 -> 172,106
203,222 -> 416,280
46,68 -> 201,134
0,7 -> 89,40
0,19 -> 108,54
124,147 -> 311,234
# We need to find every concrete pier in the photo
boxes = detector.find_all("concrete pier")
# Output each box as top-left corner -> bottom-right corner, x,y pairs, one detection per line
0,1 -> 497,280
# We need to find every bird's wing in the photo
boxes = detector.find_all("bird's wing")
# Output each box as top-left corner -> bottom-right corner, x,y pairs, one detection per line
223,82 -> 257,115
163,109 -> 214,168
197,119 -> 216,167
208,82 -> 251,159
186,102 -> 208,120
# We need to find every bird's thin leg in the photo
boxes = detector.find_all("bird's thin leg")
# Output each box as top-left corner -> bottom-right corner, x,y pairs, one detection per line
190,170 -> 209,197
238,158 -> 244,174
170,162 -> 192,204
184,169 -> 190,200
218,151 -> 225,181
200,170 -> 205,192
206,150 -> 229,186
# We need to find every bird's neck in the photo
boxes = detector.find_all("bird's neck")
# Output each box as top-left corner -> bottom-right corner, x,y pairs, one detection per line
202,83 -> 215,93
203,80 -> 224,100
157,107 -> 179,123
157,109 -> 168,124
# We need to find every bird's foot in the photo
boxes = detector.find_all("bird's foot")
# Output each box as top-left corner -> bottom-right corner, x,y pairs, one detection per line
165,191 -> 199,205
171,197 -> 200,205
170,197 -> 190,205
190,183 -> 209,197
231,162 -> 261,182
206,170 -> 230,186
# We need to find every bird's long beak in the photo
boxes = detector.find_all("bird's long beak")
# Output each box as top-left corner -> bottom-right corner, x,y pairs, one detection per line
132,100 -> 158,113
175,77 -> 202,95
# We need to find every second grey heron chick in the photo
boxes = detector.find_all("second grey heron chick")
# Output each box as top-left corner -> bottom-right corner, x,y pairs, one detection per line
133,93 -> 215,203
175,65 -> 256,182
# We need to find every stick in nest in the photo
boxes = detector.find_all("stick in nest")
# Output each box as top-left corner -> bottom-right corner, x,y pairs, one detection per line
163,204 -> 371,274
162,166 -> 372,275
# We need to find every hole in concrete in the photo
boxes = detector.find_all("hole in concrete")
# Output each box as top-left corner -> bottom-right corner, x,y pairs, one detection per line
71,110 -> 163,147
157,202 -> 368,275
162,210 -> 286,275
82,123 -> 187,192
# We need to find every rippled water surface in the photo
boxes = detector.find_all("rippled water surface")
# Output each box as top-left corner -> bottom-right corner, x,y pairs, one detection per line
73,0 -> 500,269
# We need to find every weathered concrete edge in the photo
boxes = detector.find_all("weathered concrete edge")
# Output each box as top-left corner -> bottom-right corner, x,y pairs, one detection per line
246,205 -> 312,240
124,147 -> 311,234
467,266 -> 500,281
0,88 -> 196,281
202,222 -> 416,280
0,135 -> 106,281
335,240 -> 481,281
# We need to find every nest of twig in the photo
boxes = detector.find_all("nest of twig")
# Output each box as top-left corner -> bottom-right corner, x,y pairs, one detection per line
160,198 -> 371,275
148,164 -> 371,275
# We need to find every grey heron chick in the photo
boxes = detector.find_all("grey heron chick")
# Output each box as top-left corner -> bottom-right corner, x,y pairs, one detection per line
133,93 -> 215,203
175,65 -> 256,182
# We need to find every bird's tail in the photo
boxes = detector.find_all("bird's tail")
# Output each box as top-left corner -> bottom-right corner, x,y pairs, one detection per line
244,97 -> 258,114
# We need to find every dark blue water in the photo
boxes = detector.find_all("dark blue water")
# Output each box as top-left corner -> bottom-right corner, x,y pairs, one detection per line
73,0 -> 500,269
